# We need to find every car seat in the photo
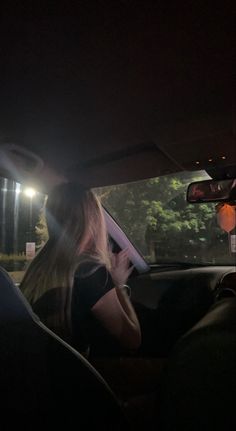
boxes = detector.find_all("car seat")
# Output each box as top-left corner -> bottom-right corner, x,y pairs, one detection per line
158,298 -> 236,430
0,267 -> 128,430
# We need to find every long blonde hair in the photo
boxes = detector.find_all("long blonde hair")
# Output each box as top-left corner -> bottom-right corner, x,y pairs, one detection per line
21,182 -> 111,338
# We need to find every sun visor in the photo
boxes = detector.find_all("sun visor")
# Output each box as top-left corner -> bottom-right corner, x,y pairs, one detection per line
0,144 -> 65,193
67,142 -> 182,187
0,144 -> 44,182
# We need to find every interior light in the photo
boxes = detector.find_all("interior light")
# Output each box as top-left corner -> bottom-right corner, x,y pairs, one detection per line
24,187 -> 36,198
195,161 -> 200,165
221,156 -> 226,160
208,158 -> 213,162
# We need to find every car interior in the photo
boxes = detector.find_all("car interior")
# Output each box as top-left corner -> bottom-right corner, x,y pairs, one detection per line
0,266 -> 128,429
0,3 -> 235,429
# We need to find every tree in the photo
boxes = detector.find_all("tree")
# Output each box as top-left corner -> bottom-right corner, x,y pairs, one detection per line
35,207 -> 48,248
96,173 -> 228,264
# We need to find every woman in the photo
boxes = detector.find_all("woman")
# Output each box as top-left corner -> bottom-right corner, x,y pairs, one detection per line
21,182 -> 141,356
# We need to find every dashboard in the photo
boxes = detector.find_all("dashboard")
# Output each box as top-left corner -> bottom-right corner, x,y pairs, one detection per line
130,266 -> 236,309
129,265 -> 236,356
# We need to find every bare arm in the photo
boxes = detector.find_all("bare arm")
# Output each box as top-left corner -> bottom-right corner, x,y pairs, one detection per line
91,250 -> 141,350
91,287 -> 141,350
115,285 -> 140,332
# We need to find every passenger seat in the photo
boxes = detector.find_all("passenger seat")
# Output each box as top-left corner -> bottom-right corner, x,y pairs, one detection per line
0,267 -> 128,430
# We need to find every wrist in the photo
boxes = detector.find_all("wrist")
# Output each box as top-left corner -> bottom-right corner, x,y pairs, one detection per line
117,284 -> 131,297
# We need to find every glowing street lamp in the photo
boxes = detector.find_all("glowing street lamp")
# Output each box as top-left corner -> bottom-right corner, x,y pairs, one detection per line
24,187 -> 36,198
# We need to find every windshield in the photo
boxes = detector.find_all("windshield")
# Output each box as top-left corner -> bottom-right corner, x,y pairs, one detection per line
94,171 -> 236,265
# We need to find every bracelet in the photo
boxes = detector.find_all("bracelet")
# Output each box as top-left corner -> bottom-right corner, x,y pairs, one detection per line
122,284 -> 131,298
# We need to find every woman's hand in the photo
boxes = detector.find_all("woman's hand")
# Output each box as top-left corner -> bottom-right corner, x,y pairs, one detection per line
110,249 -> 134,288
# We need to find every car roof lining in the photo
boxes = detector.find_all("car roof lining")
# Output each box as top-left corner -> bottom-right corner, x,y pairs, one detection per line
0,5 -> 234,191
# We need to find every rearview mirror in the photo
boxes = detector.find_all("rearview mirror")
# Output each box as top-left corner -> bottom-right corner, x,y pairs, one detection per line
187,178 -> 236,203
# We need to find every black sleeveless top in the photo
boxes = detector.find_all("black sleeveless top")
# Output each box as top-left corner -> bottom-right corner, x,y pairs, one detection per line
33,263 -> 115,355
71,263 -> 115,354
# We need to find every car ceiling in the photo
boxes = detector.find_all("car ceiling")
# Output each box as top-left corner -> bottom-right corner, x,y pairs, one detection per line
0,2 -> 235,192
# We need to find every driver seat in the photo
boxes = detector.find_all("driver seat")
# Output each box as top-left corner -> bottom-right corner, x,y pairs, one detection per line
158,298 -> 236,430
0,267 -> 128,430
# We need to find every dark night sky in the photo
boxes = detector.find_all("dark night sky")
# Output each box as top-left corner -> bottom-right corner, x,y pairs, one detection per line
0,1 -> 234,173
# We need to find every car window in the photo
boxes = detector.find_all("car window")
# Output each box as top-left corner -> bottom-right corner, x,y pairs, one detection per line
0,177 -> 46,284
1,171 -> 234,288
94,171 -> 235,265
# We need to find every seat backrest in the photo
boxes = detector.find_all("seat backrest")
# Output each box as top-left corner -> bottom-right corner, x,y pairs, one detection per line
158,298 -> 236,430
0,267 -> 127,430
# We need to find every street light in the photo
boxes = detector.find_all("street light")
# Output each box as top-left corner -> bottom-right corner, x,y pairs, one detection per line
24,187 -> 36,198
